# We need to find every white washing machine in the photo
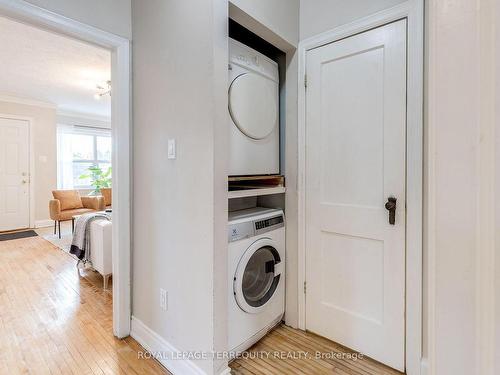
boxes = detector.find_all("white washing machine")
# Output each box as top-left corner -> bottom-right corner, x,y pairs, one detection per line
228,38 -> 280,176
228,207 -> 285,353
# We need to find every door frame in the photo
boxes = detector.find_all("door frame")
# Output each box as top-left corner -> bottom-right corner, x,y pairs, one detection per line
0,0 -> 132,338
0,114 -> 34,229
297,1 -> 424,374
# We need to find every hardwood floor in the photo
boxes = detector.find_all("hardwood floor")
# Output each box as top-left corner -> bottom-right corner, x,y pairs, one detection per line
1,234 -> 403,375
0,235 -> 170,375
230,324 -> 404,375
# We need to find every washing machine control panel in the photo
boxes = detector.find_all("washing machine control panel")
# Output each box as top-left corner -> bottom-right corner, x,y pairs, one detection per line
254,215 -> 284,234
228,214 -> 284,243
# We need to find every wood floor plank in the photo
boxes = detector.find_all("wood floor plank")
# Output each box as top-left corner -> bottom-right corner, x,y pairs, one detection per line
230,324 -> 405,375
0,236 -> 171,375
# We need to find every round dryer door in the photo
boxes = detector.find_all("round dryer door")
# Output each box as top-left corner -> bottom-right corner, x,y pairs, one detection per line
234,239 -> 283,314
229,73 -> 278,140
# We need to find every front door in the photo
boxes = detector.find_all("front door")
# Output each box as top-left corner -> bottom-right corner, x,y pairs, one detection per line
305,20 -> 407,371
0,118 -> 30,231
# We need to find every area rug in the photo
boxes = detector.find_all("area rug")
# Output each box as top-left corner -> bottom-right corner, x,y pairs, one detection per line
0,230 -> 38,241
42,232 -> 72,253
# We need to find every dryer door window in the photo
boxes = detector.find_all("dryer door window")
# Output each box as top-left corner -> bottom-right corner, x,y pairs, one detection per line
229,73 -> 278,140
234,240 -> 282,314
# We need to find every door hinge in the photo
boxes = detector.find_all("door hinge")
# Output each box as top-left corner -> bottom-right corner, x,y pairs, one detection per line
304,74 -> 307,89
303,281 -> 307,294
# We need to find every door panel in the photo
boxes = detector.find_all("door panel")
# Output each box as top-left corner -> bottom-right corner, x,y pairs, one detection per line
0,118 -> 30,231
305,20 -> 407,371
320,47 -> 384,208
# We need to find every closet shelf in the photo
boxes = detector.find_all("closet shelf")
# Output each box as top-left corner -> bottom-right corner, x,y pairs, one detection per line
228,186 -> 286,199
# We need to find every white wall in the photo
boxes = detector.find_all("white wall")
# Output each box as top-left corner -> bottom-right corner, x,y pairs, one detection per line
131,1 -> 228,374
229,0 -> 299,50
0,100 -> 56,223
283,50 -> 300,328
24,0 -> 131,38
426,0 -> 498,374
496,2 -> 500,372
299,0 -> 406,40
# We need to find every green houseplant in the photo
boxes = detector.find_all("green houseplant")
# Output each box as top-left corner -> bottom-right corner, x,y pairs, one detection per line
79,166 -> 112,194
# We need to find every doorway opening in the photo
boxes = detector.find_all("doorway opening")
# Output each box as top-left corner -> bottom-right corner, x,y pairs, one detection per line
0,1 -> 131,338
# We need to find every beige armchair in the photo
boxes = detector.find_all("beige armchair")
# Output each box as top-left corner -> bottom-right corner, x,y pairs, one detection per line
100,187 -> 112,208
49,190 -> 105,238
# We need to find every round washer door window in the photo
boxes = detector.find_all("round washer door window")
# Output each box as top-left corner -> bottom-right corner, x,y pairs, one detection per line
234,239 -> 282,314
229,73 -> 278,140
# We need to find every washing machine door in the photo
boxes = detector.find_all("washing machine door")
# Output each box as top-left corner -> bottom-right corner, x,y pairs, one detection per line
234,238 -> 283,314
229,72 -> 278,140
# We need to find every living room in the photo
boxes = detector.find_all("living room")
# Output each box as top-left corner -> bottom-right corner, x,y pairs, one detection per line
0,16 -> 114,284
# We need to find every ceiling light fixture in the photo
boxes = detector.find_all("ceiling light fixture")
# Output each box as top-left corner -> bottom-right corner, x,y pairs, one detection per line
94,80 -> 111,100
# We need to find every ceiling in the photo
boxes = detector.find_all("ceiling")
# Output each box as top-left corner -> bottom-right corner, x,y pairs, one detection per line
0,16 -> 111,118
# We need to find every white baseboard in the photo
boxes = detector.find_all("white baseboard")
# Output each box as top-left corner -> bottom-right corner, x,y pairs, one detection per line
130,316 -> 207,375
421,357 -> 429,375
34,219 -> 53,228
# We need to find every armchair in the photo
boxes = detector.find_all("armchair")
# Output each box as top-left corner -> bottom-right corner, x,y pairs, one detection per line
49,190 -> 105,238
100,187 -> 112,208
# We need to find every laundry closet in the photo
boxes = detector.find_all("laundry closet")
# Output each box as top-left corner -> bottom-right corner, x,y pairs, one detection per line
226,17 -> 289,353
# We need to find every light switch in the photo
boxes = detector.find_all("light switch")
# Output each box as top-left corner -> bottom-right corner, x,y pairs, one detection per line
167,139 -> 176,159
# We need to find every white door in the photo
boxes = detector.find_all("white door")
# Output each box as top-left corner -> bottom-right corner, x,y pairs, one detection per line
0,118 -> 30,231
305,20 -> 407,371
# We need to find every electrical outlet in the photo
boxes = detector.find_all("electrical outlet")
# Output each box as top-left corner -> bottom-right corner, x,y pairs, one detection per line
160,289 -> 168,311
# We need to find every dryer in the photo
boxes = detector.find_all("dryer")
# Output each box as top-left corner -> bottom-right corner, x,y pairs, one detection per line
228,207 -> 285,353
228,38 -> 280,176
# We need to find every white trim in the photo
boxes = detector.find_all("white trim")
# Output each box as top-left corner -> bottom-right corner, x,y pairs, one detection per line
425,2 -> 438,373
420,358 -> 429,375
475,2 -> 496,373
0,113 -> 35,229
297,2 -> 423,374
28,118 -> 34,229
299,2 -> 416,49
110,37 -> 132,338
34,219 -> 53,228
0,93 -> 56,109
0,0 -> 132,338
130,316 -> 206,375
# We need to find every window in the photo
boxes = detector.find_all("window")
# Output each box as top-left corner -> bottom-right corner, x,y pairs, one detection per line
57,125 -> 112,189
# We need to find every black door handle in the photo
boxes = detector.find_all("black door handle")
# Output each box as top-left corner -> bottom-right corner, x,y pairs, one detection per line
385,197 -> 397,225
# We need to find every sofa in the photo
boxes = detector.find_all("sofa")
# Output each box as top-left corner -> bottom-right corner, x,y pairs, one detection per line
49,190 -> 105,238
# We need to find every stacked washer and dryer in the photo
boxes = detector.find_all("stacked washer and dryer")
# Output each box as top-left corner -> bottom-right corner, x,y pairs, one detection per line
227,38 -> 285,353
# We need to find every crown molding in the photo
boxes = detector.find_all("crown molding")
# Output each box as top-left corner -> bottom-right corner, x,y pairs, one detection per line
0,93 -> 57,109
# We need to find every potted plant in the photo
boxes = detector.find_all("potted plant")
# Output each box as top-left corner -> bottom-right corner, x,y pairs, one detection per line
79,166 -> 112,195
